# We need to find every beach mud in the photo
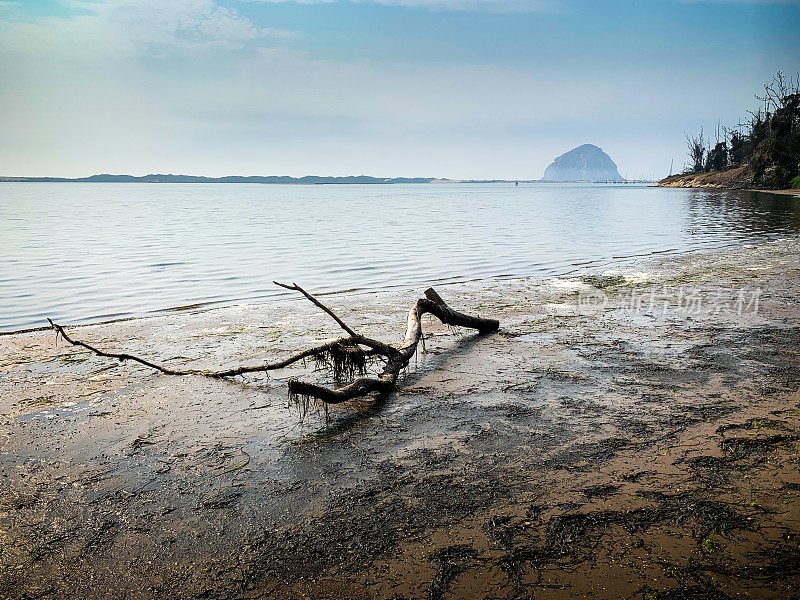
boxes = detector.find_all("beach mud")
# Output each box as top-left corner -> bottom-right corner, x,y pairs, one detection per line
2,238 -> 800,599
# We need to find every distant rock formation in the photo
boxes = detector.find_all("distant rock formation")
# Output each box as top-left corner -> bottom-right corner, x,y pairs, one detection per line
541,144 -> 624,181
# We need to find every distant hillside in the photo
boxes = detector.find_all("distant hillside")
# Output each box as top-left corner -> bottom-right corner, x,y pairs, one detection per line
0,172 -> 639,185
541,144 -> 624,182
0,174 -> 438,184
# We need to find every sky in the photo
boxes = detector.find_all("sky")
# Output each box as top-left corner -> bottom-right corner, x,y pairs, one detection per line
1,0 -> 799,180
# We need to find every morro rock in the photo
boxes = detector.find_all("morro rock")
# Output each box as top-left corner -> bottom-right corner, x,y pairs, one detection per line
541,144 -> 624,181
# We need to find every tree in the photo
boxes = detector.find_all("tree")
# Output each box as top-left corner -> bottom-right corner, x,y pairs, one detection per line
705,141 -> 728,172
680,72 -> 800,188
685,128 -> 706,174
729,129 -> 747,165
751,73 -> 800,187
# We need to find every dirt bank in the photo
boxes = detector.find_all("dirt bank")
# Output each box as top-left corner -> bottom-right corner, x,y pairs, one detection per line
2,238 -> 800,599
656,166 -> 754,189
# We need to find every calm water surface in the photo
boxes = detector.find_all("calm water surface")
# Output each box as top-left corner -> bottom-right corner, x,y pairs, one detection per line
1,183 -> 799,332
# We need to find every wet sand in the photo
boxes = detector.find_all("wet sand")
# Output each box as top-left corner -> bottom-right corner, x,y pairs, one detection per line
751,189 -> 800,197
2,238 -> 800,599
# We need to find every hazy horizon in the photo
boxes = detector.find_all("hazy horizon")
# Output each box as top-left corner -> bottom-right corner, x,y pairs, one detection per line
2,0 -> 799,180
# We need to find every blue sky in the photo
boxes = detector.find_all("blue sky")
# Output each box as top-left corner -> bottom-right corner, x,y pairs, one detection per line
1,0 -> 798,179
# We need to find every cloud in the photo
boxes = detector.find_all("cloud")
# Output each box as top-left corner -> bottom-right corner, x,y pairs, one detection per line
105,0 -> 266,45
365,0 -> 558,10
0,1 -> 712,179
0,0 -> 795,178
240,0 -> 561,13
0,0 -> 288,57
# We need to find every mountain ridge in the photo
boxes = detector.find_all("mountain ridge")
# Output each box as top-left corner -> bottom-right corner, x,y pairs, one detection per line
0,174 -> 439,184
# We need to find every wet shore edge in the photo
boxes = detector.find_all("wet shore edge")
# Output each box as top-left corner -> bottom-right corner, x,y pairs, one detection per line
2,236 -> 800,599
654,169 -> 800,195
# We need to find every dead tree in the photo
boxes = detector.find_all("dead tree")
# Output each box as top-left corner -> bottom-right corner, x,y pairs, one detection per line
48,282 -> 499,406
684,128 -> 707,174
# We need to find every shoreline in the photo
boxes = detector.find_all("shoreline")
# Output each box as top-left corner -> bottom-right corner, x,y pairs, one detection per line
751,187 -> 800,196
2,233 -> 792,337
654,168 -> 800,195
2,237 -> 800,599
654,181 -> 800,196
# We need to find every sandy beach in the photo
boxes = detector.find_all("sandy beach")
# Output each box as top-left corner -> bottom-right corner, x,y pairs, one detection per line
2,238 -> 800,599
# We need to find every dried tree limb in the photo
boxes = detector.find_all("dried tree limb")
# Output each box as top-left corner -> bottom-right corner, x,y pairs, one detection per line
48,318 -> 200,376
274,281 -> 398,358
287,287 -> 499,404
49,283 -> 499,406
48,317 -> 356,378
274,281 -> 358,338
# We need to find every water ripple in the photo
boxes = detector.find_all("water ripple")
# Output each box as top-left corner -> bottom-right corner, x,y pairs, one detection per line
1,182 -> 798,331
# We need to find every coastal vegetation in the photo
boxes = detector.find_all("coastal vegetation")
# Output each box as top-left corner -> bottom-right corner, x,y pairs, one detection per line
682,72 -> 800,189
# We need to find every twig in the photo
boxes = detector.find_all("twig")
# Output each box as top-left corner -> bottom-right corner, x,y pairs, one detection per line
221,450 -> 251,474
274,281 -> 358,338
48,318 -> 193,376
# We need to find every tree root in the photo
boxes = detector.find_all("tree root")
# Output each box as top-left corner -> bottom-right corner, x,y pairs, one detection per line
49,283 -> 499,405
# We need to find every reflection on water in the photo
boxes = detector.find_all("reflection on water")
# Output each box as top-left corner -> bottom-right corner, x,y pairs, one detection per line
685,190 -> 800,235
1,183 -> 798,332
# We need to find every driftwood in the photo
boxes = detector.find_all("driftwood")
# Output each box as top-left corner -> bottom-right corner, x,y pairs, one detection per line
49,282 -> 499,405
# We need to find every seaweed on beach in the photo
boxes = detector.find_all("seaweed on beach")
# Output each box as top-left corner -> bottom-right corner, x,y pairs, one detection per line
428,544 -> 477,600
581,274 -> 627,289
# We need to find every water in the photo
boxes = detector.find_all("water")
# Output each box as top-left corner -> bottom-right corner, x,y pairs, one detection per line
1,182 -> 799,332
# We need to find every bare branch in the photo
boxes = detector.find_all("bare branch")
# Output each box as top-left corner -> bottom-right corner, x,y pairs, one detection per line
274,281 -> 358,338
49,318 -> 361,378
274,281 -> 399,359
288,288 -> 499,405
50,285 -> 500,410
49,318 -> 197,376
